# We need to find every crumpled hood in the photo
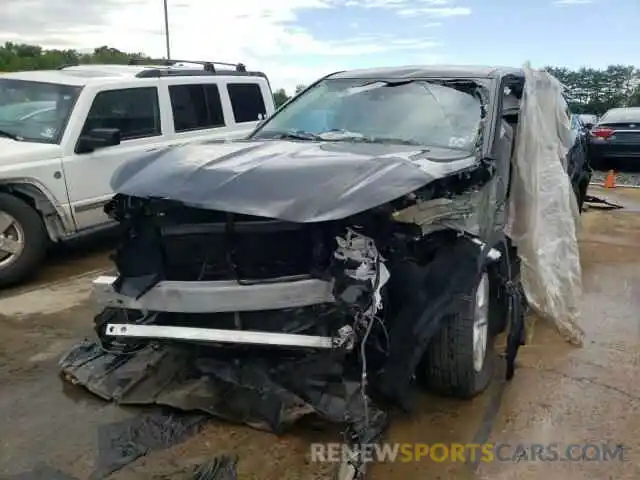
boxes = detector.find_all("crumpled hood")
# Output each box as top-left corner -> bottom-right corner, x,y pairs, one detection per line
111,139 -> 479,223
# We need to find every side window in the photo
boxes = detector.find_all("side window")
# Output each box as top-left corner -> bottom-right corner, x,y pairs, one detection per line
227,83 -> 267,123
82,87 -> 160,141
169,84 -> 225,132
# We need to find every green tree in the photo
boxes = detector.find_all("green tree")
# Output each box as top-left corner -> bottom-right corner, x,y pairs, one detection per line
629,87 -> 640,107
546,64 -> 640,114
273,88 -> 290,108
0,42 -> 150,72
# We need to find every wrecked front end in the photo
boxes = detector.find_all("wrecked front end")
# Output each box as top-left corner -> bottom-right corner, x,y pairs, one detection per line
61,146 -> 526,474
58,66 -> 588,478
59,70 -> 541,476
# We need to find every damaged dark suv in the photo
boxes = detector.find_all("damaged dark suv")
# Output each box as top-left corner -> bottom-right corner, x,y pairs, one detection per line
63,65 -> 588,477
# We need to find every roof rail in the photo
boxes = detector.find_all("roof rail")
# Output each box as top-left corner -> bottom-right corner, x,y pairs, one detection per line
135,68 -> 266,79
57,62 -> 79,70
129,58 -> 247,72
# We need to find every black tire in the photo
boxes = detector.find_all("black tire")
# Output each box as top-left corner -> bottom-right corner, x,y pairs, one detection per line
419,271 -> 495,399
0,193 -> 48,287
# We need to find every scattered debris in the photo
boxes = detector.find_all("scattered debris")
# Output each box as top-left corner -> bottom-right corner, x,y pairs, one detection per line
90,410 -> 207,479
192,455 -> 238,480
60,341 -> 387,438
583,195 -> 624,210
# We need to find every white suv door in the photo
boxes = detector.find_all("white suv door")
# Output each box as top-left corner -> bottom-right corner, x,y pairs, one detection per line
60,84 -> 164,231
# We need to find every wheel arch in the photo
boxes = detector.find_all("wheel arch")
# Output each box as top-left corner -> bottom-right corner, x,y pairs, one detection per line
0,179 -> 74,241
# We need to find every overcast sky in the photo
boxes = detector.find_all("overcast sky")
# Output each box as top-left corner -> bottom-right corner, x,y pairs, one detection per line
2,0 -> 638,94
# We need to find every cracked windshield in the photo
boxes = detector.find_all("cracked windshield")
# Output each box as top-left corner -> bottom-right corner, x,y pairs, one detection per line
253,79 -> 482,151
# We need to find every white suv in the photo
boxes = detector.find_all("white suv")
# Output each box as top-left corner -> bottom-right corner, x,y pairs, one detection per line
0,60 -> 275,287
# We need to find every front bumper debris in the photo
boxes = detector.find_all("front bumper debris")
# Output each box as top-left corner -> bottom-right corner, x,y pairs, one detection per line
104,323 -> 350,350
93,274 -> 354,349
92,275 -> 335,313
59,340 -> 387,437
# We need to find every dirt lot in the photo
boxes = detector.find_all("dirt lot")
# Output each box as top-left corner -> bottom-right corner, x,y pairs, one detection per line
1,185 -> 639,479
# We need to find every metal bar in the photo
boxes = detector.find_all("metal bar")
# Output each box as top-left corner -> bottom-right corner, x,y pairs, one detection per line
161,220 -> 302,236
166,59 -> 239,68
105,323 -> 336,349
137,58 -> 244,70
92,275 -> 335,313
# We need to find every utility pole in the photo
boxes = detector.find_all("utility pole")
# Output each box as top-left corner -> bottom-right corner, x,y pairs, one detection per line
163,0 -> 171,60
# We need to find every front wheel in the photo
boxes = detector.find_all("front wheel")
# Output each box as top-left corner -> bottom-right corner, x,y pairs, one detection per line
419,271 -> 495,398
0,193 -> 48,287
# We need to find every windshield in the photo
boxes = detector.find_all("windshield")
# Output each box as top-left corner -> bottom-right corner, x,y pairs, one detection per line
0,79 -> 81,143
251,78 -> 483,151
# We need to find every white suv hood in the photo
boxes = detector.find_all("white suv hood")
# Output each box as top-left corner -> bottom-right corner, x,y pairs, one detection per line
0,138 -> 63,165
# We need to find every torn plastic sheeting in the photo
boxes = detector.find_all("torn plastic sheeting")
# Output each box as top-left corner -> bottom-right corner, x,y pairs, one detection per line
90,411 -> 207,479
505,65 -> 584,345
583,195 -> 624,210
60,342 -> 311,433
193,455 -> 238,480
59,341 -> 387,438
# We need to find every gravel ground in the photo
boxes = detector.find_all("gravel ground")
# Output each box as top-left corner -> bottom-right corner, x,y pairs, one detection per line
591,169 -> 640,186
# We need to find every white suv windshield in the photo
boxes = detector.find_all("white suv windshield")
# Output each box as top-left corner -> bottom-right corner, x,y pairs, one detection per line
0,79 -> 81,144
253,78 -> 483,151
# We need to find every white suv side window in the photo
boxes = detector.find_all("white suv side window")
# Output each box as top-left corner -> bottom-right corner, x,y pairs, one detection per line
227,83 -> 267,123
169,84 -> 226,132
81,87 -> 161,141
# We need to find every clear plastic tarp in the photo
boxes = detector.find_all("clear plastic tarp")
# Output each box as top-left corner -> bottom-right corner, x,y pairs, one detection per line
505,65 -> 585,346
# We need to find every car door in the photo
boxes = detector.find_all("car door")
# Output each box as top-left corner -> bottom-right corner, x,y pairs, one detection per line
60,84 -> 163,231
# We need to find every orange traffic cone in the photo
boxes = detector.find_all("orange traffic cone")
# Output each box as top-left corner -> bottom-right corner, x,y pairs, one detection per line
604,170 -> 616,188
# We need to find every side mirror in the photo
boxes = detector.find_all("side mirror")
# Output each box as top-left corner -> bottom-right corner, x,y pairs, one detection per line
76,128 -> 121,154
584,123 -> 594,130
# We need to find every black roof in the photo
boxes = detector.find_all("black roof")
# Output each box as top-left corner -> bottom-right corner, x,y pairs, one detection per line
328,65 -> 525,81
